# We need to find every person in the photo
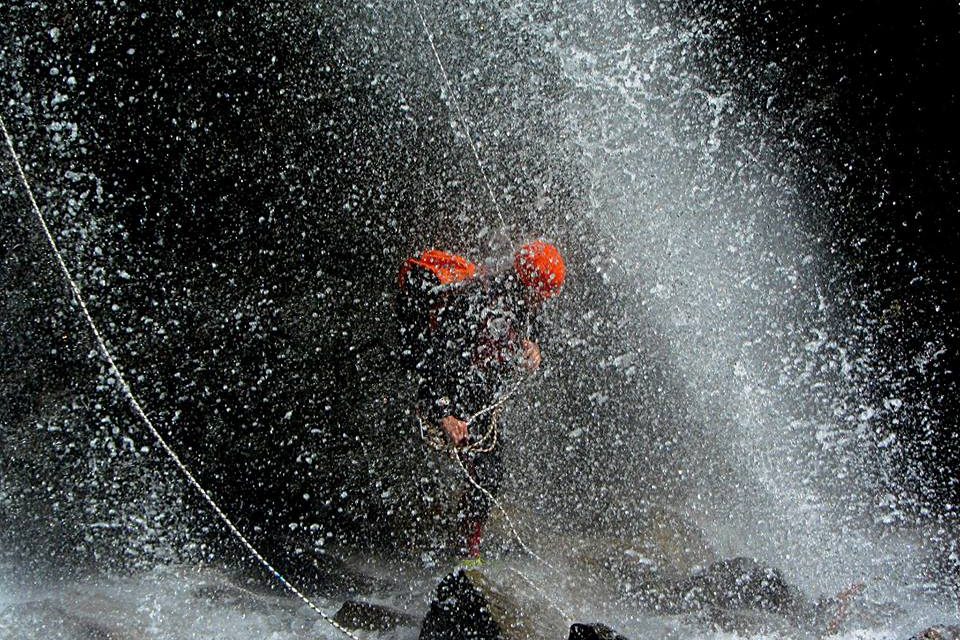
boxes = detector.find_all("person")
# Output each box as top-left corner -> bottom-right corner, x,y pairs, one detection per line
397,240 -> 566,560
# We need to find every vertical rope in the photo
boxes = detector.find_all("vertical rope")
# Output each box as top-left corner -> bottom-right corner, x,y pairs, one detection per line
0,113 -> 361,640
410,0 -> 514,248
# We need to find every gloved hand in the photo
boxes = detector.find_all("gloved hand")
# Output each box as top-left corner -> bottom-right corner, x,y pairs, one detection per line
440,415 -> 469,447
521,338 -> 541,372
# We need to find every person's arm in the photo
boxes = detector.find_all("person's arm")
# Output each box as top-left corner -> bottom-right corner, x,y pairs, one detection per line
417,367 -> 470,447
418,390 -> 468,446
519,301 -> 543,372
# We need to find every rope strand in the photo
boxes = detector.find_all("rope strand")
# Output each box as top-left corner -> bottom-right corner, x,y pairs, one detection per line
451,447 -> 559,573
410,0 -> 513,247
0,113 -> 361,640
407,2 -> 567,586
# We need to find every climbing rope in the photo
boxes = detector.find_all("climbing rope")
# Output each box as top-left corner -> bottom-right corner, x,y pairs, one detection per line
0,113 -> 361,640
410,0 -> 514,248
417,376 -> 525,455
451,436 -> 576,626
417,390 -> 573,621
413,374 -> 562,574
4,2 -> 567,631
508,565 -> 573,623
418,406 -> 501,455
449,445 -> 560,573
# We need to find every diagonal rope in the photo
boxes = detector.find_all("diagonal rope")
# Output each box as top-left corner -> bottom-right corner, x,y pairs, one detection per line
0,113 -> 361,640
415,372 -> 574,611
452,439 -> 575,624
508,565 -> 572,622
410,0 -> 513,246
5,3 -> 568,627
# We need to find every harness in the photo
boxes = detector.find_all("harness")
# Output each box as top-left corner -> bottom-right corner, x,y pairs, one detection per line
417,406 -> 502,456
416,376 -> 525,456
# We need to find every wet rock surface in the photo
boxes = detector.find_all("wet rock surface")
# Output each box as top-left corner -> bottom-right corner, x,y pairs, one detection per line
683,556 -> 805,615
190,579 -> 300,616
521,507 -> 714,617
910,626 -> 960,640
290,553 -> 391,598
567,538 -> 832,633
558,511 -> 813,622
568,622 -> 631,640
486,508 -> 839,635
243,537 -> 395,598
419,568 -> 567,640
671,557 -> 826,632
334,599 -> 420,632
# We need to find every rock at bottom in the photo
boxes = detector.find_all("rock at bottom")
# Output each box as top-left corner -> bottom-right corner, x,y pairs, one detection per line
419,568 -> 566,640
568,622 -> 631,640
910,626 -> 960,640
333,599 -> 419,632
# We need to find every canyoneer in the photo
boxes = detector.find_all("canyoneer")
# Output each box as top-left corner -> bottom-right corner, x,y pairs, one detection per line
396,241 -> 566,561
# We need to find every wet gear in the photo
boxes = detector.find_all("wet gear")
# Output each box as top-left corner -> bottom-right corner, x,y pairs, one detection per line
397,249 -> 477,288
397,252 -> 539,558
408,270 -> 536,425
514,241 -> 565,299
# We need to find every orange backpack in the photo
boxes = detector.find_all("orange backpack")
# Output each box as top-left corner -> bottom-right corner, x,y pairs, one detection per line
397,249 -> 477,289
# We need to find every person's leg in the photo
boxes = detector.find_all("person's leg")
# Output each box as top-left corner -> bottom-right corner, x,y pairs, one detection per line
458,444 -> 503,558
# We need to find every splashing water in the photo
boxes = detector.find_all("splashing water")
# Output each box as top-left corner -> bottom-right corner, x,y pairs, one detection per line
0,565 -> 354,640
1,1 -> 957,639
510,0 -> 958,631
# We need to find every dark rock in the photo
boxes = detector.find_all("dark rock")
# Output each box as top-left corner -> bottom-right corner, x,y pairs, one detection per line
419,568 -> 567,640
568,622 -> 631,640
298,555 -> 388,598
568,544 -> 820,631
245,541 -> 392,598
191,572 -> 300,615
615,563 -> 689,614
682,557 -> 804,615
334,599 -> 420,632
1,600 -> 148,640
910,626 -> 960,640
559,509 -> 716,614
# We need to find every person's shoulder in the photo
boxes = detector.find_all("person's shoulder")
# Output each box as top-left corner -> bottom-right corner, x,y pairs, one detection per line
488,268 -> 525,302
448,262 -> 517,306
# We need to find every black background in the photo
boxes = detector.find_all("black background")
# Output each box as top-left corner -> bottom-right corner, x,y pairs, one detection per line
2,1 -> 958,576
710,0 -> 960,510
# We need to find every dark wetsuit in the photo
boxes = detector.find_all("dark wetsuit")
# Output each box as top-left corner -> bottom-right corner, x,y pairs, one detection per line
401,267 -> 537,544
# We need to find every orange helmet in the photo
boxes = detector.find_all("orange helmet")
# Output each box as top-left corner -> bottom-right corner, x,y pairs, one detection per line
514,241 -> 566,299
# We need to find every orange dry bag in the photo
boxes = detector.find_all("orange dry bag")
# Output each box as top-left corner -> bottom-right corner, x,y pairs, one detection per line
397,249 -> 477,289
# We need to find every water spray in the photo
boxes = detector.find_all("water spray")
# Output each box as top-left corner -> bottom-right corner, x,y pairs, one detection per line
0,113 -> 363,640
